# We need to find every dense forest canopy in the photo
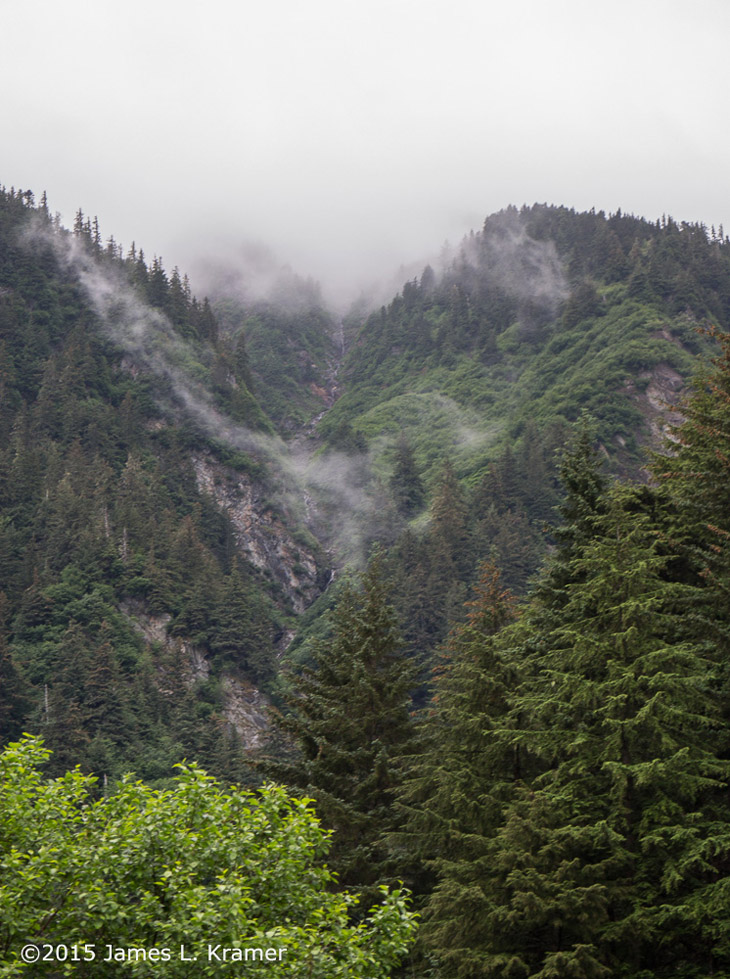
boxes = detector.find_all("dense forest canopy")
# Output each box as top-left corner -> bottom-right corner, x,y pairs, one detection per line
0,186 -> 306,783
4,183 -> 730,976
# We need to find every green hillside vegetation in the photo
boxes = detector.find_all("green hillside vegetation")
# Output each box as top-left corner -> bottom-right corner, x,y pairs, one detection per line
324,205 -> 728,483
275,337 -> 730,976
0,737 -> 416,978
0,186 -> 309,783
291,206 -> 729,667
393,341 -> 730,976
6,182 -> 730,975
212,272 -> 338,436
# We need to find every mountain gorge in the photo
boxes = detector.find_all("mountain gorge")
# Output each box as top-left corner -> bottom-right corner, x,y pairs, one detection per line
7,183 -> 730,976
2,186 -> 730,780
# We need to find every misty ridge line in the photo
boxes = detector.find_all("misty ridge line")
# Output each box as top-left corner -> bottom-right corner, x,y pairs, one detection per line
22,215 -> 283,459
18,207 -> 571,567
191,208 -> 569,320
20,215 -> 389,567
465,216 -> 568,307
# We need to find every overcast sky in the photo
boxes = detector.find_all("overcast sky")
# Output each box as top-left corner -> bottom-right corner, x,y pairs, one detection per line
3,0 -> 729,304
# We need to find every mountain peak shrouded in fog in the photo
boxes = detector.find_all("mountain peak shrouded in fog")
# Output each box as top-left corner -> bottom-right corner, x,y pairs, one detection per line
3,0 -> 730,310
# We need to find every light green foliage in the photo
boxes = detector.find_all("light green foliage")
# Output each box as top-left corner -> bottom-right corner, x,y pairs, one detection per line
323,206 -> 723,481
0,737 -> 416,977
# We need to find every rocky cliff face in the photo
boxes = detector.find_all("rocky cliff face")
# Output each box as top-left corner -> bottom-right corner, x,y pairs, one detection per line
120,599 -> 209,680
120,598 -> 272,750
192,453 -> 322,615
637,362 -> 685,447
220,676 -> 270,750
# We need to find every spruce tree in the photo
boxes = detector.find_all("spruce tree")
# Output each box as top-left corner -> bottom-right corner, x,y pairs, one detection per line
466,487 -> 730,978
535,412 -> 608,611
0,593 -> 28,742
389,435 -> 425,516
430,458 -> 471,578
269,554 -> 416,904
653,325 -> 730,652
399,562 -> 521,976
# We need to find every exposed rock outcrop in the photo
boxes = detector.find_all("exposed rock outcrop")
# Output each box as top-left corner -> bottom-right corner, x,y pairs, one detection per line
119,597 -> 271,749
221,676 -> 270,749
192,453 -> 321,614
120,599 -> 211,684
624,362 -> 685,452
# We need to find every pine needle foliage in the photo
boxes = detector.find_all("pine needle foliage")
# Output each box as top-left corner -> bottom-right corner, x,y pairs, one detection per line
653,325 -> 730,656
270,554 -> 417,902
424,487 -> 730,978
398,562 -> 521,975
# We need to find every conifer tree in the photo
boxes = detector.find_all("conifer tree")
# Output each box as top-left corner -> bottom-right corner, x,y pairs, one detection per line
389,435 -> 425,516
430,458 -> 470,575
462,487 -> 730,978
534,413 -> 608,613
653,325 -> 730,649
269,554 -> 416,904
0,593 -> 28,742
399,562 -> 520,975
210,561 -> 275,684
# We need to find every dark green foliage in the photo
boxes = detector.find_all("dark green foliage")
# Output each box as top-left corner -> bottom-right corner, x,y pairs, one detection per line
408,431 -> 730,976
390,436 -> 425,513
653,326 -> 730,624
212,273 -> 338,435
0,593 -> 29,741
471,489 -> 730,979
534,413 -> 609,612
304,205 -> 729,679
269,555 -> 416,905
377,432 -> 565,687
9,177 -> 730,976
0,186 -> 280,783
208,560 -> 277,685
397,563 -> 519,972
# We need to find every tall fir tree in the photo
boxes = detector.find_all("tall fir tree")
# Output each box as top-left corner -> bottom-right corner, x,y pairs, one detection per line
454,487 -> 730,978
653,325 -> 730,659
399,562 -> 520,976
389,435 -> 425,517
268,554 -> 416,907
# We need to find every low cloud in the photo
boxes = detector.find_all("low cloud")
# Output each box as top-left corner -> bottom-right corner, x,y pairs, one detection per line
22,216 -> 390,569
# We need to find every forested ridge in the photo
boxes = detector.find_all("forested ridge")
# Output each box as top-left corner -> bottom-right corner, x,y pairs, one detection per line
0,186 -> 320,784
4,184 -> 730,975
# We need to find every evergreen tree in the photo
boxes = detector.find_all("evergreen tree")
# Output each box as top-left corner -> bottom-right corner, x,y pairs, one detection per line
455,488 -> 730,978
269,554 -> 416,905
653,325 -> 730,652
0,593 -> 28,742
389,435 -> 425,516
209,561 -> 276,684
400,562 -> 520,975
535,413 -> 609,612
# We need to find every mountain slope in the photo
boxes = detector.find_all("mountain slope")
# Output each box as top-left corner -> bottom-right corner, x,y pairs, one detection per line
0,187 -> 326,780
322,205 -> 727,487
207,265 -> 341,437
4,188 -> 730,779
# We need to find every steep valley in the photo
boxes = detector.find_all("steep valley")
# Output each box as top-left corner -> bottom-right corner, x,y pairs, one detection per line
2,189 -> 730,778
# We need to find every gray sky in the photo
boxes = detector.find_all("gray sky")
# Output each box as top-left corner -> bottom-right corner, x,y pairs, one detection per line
3,0 -> 729,304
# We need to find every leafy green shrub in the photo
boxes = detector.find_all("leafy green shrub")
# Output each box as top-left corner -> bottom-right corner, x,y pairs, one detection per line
0,737 -> 416,978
